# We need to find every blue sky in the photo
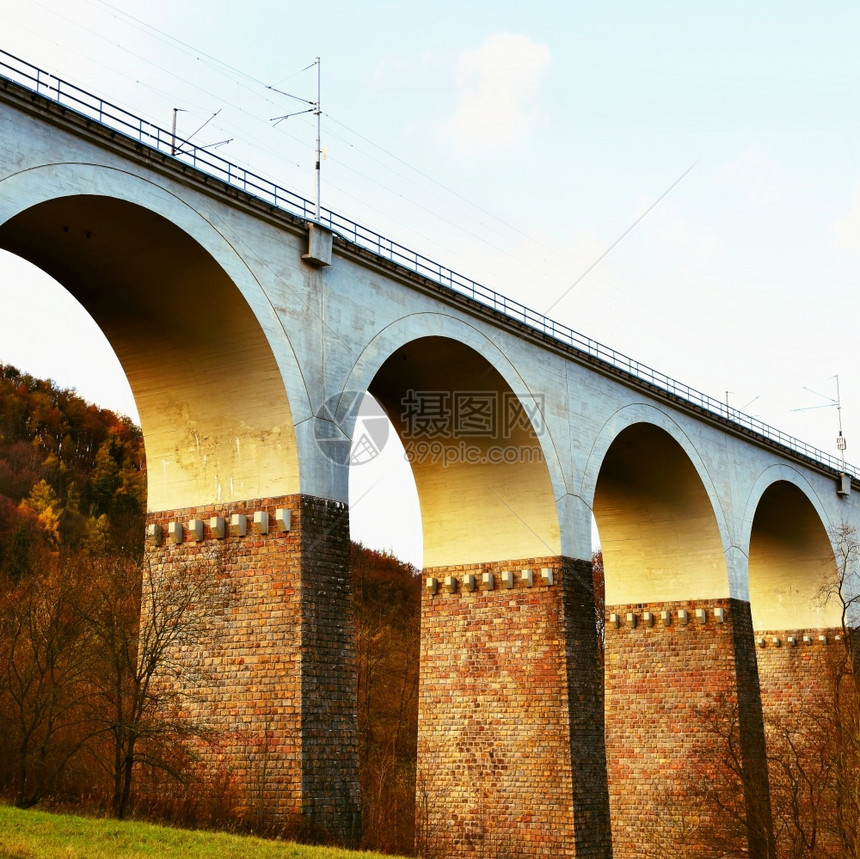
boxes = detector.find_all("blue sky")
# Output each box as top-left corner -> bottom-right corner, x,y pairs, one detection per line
1,1 -> 859,564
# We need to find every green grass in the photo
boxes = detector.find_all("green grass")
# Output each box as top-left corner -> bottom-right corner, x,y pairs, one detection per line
0,805 -> 402,859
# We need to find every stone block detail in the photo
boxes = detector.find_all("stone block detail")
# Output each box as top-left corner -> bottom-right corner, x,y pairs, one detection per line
756,624 -> 847,818
419,556 -> 611,858
145,494 -> 359,843
298,495 -> 359,839
604,598 -> 774,858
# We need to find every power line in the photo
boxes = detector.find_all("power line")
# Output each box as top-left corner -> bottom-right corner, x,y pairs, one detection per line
544,161 -> 699,315
12,0 -> 594,291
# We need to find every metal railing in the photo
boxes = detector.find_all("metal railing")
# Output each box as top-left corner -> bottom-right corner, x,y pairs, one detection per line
0,49 -> 854,479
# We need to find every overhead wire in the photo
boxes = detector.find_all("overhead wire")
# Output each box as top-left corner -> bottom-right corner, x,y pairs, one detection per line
13,0 -> 313,169
322,120 -> 544,252
325,113 -> 591,267
71,1 -> 587,285
6,0 -> 730,358
10,0 -> 584,291
6,4 -> 690,355
6,3 -> 848,469
319,123 -> 600,293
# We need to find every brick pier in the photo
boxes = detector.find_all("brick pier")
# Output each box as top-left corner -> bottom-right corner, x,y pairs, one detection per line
145,494 -> 360,841
419,556 -> 611,858
604,598 -> 774,858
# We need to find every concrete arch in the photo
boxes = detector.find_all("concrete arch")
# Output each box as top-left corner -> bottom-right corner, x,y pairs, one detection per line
583,404 -> 730,605
339,314 -> 562,567
0,168 -> 301,511
0,162 -> 312,421
742,466 -> 841,630
580,402 -> 732,551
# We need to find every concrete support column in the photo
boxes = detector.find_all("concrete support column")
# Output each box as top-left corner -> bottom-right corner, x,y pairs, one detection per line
604,598 -> 774,858
145,493 -> 359,842
418,555 -> 611,859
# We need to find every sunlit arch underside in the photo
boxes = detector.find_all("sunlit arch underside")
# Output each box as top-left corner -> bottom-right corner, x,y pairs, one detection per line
367,336 -> 559,568
0,194 -> 297,511
594,422 -> 728,605
748,481 -> 841,629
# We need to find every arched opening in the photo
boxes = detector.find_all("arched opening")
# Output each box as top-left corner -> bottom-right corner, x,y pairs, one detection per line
593,423 -> 773,857
749,489 -> 853,859
593,422 -> 727,604
366,335 -> 558,568
0,194 -> 298,512
348,334 -> 567,855
0,193 -> 308,821
0,247 -> 145,564
347,393 -> 421,853
748,481 -> 840,630
348,392 -> 422,566
0,249 -> 138,421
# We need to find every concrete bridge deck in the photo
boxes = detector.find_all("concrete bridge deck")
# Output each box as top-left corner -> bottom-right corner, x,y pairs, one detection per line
2,49 -> 858,858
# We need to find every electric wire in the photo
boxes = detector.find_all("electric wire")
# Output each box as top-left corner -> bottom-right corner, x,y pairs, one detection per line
40,0 -> 586,287
5,1 -> 579,294
3,0 -> 774,402
1,3 -> 723,367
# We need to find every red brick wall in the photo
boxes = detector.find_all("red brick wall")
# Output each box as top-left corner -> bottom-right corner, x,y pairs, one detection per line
604,598 -> 773,858
419,556 -> 611,858
145,494 -> 359,841
755,626 -> 845,716
756,624 -> 846,856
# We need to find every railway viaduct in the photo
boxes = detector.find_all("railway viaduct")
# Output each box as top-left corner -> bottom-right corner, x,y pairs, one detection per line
1,52 -> 858,857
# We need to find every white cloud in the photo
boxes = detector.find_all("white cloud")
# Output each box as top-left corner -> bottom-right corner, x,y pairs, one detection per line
446,33 -> 550,149
722,146 -> 785,210
657,217 -> 721,264
834,181 -> 860,255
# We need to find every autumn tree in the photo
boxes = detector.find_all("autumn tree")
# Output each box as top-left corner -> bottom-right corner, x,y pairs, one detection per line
77,552 -> 232,819
647,523 -> 860,859
0,496 -> 45,583
352,543 -> 421,854
749,523 -> 860,858
0,555 -> 95,807
0,367 -> 249,826
592,549 -> 605,660
0,364 -> 145,558
808,523 -> 860,855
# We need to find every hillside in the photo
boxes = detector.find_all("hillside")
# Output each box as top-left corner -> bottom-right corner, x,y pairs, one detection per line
0,363 -> 145,578
0,803 -> 403,859
0,364 -> 420,853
